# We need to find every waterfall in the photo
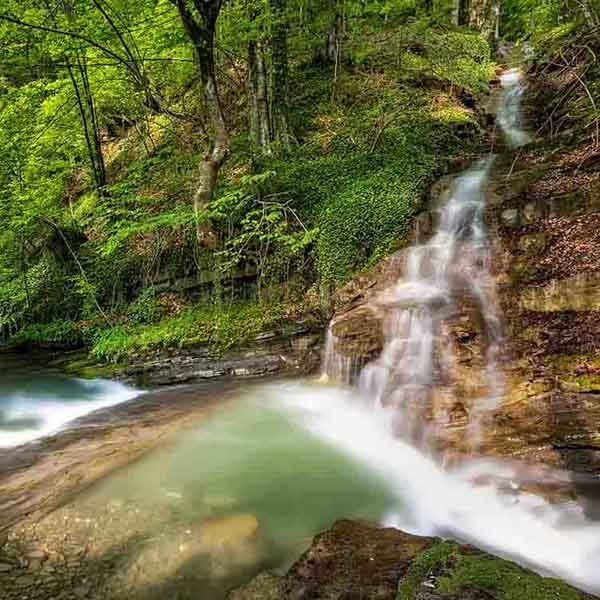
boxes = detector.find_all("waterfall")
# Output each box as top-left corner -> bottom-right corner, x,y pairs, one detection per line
323,69 -> 530,449
497,68 -> 531,148
281,70 -> 600,596
359,158 -> 503,446
320,325 -> 361,384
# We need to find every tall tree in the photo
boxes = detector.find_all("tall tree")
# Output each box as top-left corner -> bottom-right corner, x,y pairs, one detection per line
246,1 -> 272,153
248,38 -> 272,152
453,0 -> 470,25
469,0 -> 501,40
326,0 -> 343,99
270,0 -> 291,146
170,0 -> 229,246
61,2 -> 106,194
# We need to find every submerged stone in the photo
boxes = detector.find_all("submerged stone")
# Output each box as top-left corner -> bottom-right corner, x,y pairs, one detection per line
199,514 -> 259,550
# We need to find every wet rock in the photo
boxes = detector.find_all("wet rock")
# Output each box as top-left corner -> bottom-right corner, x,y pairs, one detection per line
231,521 -> 595,600
285,520 -> 433,599
73,585 -> 89,598
501,208 -> 519,227
15,575 -> 36,587
226,572 -> 284,599
330,305 -> 383,359
519,273 -> 600,312
28,558 -> 43,571
0,561 -> 14,572
199,514 -> 259,550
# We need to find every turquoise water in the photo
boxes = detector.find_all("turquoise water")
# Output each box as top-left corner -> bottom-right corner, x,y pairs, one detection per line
69,393 -> 398,598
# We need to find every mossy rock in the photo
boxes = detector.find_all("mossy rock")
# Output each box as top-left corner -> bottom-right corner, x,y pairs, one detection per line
510,257 -> 537,286
60,355 -> 119,379
550,354 -> 600,393
517,232 -> 549,256
559,375 -> 600,393
398,540 -> 592,600
231,521 -> 595,600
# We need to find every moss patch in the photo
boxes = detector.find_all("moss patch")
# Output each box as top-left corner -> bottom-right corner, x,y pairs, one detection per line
397,541 -> 588,600
90,301 -> 290,363
397,540 -> 455,599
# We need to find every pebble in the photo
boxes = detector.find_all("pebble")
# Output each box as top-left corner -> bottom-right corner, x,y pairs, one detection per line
73,585 -> 90,598
28,558 -> 43,571
16,575 -> 36,586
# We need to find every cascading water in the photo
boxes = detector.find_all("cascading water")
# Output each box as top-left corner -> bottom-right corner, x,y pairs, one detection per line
358,157 -> 503,446
497,68 -> 532,148
320,326 -> 361,384
281,68 -> 600,595
325,72 -> 530,447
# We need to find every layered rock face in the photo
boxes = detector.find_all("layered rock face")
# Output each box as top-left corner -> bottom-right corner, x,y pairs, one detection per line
60,326 -> 323,386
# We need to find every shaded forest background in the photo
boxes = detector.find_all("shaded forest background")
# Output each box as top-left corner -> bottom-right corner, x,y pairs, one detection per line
0,0 -> 597,362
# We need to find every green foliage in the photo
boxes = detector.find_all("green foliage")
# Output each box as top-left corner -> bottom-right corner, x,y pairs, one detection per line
91,301 -> 286,363
393,26 -> 495,93
398,541 -> 583,600
267,62 -> 482,284
127,288 -> 163,325
10,320 -> 84,349
502,0 -> 564,39
0,0 -> 489,353
209,171 -> 317,286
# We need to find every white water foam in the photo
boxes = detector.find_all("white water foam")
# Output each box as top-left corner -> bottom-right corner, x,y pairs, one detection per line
497,68 -> 531,147
269,382 -> 600,595
0,378 -> 138,447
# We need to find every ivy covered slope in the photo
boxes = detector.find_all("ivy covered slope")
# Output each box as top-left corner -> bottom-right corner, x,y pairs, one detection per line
0,1 -> 493,363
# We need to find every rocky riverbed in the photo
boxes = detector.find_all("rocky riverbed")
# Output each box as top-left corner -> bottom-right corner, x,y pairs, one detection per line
0,381 -> 245,536
3,512 -> 597,600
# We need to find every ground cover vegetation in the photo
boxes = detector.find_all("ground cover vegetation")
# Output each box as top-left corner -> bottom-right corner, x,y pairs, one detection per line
0,0 -> 596,360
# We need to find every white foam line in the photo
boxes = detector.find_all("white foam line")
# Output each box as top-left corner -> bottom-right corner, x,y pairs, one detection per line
0,379 -> 139,447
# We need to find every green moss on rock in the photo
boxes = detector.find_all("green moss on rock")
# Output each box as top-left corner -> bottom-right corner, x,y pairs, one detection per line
397,541 -> 455,599
398,541 -> 589,600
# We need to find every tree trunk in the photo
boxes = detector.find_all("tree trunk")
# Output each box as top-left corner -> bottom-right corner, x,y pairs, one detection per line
53,1 -> 105,193
172,0 -> 228,247
256,42 -> 272,150
77,55 -> 106,190
327,0 -> 343,100
468,0 -> 500,40
270,0 -> 291,147
453,0 -> 471,26
247,40 -> 272,153
66,61 -> 105,194
247,40 -> 260,144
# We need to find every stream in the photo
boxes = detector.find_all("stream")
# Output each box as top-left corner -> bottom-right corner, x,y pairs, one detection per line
0,354 -> 137,448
